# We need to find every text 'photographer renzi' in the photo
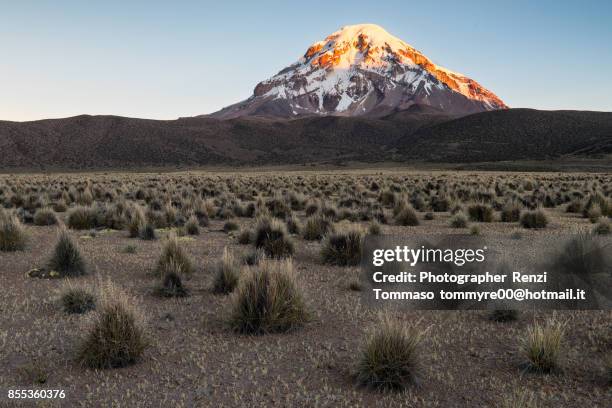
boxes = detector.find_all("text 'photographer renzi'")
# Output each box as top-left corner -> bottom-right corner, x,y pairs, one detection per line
361,234 -> 612,310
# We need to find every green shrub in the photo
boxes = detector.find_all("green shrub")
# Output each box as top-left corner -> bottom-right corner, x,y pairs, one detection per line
229,259 -> 308,334
356,315 -> 424,391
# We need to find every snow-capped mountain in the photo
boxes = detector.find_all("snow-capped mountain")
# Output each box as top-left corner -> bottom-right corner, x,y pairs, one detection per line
208,24 -> 507,119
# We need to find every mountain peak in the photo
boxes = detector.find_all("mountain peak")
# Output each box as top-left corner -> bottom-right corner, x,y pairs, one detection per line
208,24 -> 507,119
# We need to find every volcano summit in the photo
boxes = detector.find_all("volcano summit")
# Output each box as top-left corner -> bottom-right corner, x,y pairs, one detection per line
208,24 -> 507,119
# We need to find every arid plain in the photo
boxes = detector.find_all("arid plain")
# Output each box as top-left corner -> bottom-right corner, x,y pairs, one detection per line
0,169 -> 610,407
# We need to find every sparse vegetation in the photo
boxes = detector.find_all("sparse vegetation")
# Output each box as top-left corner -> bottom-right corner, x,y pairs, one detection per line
77,281 -> 148,369
0,209 -> 27,251
356,315 -> 425,391
321,227 -> 364,266
60,282 -> 96,314
212,248 -> 241,294
520,209 -> 549,229
33,207 -> 58,226
229,259 -> 308,334
155,234 -> 194,276
0,170 -> 610,406
253,216 -> 294,258
521,318 -> 566,373
48,229 -> 87,277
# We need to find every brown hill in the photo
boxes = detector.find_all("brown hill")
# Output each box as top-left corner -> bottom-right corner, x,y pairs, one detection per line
0,108 -> 610,170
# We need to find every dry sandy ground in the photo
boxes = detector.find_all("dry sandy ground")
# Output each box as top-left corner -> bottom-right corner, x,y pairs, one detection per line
0,183 -> 611,407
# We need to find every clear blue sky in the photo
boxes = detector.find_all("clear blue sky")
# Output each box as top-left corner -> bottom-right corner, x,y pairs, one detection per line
1,0 -> 611,121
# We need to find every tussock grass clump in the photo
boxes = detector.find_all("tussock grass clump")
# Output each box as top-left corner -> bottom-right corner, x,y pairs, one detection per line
520,209 -> 549,229
60,282 -> 96,314
33,207 -> 58,226
127,206 -> 145,238
212,247 -> 241,294
139,223 -> 157,240
67,206 -> 99,230
223,219 -> 239,232
394,205 -> 419,226
0,210 -> 27,251
53,200 -> 68,213
48,229 -> 86,277
449,212 -> 469,228
586,204 -> 602,223
155,234 -> 194,276
77,281 -> 148,369
237,228 -> 252,244
321,227 -> 364,266
185,216 -> 200,235
467,203 -> 494,222
285,215 -> 301,235
155,260 -> 189,298
356,316 -> 425,391
242,248 -> 265,266
566,199 -> 583,214
582,193 -> 610,219
302,215 -> 334,241
368,221 -> 381,235
593,219 -> 610,235
521,318 -> 566,373
229,259 -> 308,334
501,200 -> 522,222
254,217 -> 294,258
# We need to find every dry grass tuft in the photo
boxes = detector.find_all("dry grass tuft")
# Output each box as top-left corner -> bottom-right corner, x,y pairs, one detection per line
155,234 -> 194,276
48,229 -> 87,277
0,209 -> 27,251
212,247 -> 241,294
521,317 -> 566,373
77,281 -> 149,369
356,315 -> 425,391
229,259 -> 308,334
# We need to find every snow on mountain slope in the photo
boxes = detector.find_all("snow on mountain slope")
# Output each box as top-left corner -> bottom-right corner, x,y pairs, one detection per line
208,24 -> 507,119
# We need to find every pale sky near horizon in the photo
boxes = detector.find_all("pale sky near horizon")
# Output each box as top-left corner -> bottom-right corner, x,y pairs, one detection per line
1,0 -> 611,121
